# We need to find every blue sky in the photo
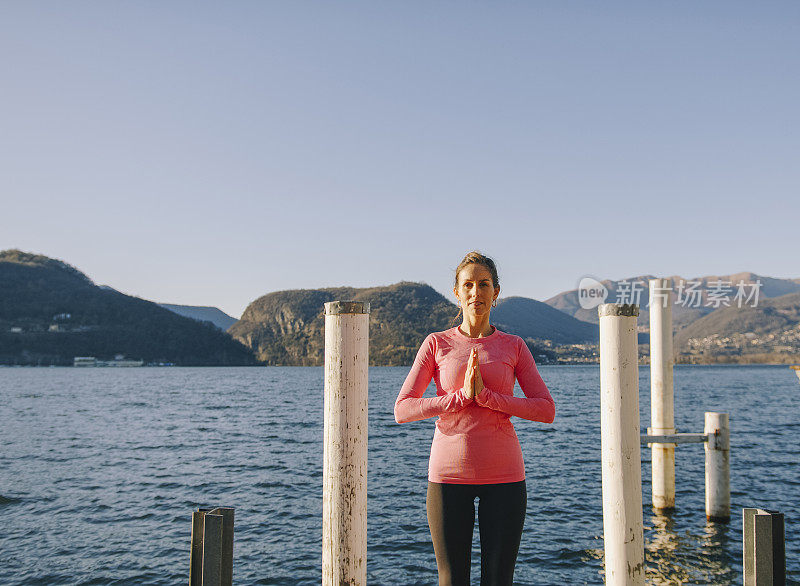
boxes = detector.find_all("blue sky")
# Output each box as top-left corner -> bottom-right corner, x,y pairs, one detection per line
2,2 -> 798,318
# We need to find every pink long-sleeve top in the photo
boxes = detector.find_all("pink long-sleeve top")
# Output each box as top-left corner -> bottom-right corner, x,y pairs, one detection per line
395,325 -> 556,484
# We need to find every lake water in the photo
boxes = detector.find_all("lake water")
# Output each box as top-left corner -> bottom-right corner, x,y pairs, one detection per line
1,365 -> 798,585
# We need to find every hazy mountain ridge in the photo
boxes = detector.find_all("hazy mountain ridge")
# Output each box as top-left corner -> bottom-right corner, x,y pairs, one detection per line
543,272 -> 800,362
545,272 -> 800,328
159,304 -> 238,332
492,296 -> 598,344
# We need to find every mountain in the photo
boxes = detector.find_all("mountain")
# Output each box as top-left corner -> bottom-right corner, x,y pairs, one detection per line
545,274 -> 711,328
491,296 -> 598,344
673,291 -> 800,363
0,250 -> 258,366
159,304 -> 238,331
545,272 -> 800,328
230,282 -> 458,366
230,282 -> 584,366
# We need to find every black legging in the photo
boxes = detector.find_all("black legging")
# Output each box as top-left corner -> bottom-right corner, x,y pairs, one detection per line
426,480 -> 527,586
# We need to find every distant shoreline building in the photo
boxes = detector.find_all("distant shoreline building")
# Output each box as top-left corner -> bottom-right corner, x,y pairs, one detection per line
73,355 -> 144,367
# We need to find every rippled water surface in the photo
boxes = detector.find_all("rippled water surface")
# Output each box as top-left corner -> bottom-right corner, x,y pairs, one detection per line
1,365 -> 798,584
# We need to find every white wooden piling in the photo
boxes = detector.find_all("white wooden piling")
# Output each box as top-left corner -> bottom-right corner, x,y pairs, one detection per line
649,278 -> 676,510
704,412 -> 730,521
599,303 -> 645,585
322,301 -> 369,586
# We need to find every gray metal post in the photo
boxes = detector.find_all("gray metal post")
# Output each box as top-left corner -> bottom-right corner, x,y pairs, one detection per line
202,513 -> 223,586
743,508 -> 785,585
189,507 -> 234,586
209,507 -> 234,585
189,511 -> 205,586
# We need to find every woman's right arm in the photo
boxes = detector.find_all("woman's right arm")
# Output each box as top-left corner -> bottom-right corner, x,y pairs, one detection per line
394,334 -> 472,424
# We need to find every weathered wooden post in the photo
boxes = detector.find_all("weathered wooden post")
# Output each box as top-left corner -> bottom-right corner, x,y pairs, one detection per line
743,508 -> 785,585
599,303 -> 645,585
323,301 -> 369,586
705,412 -> 730,521
189,507 -> 234,586
649,278 -> 676,511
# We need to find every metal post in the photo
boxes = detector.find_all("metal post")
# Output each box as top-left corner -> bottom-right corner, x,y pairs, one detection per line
202,513 -> 223,586
743,508 -> 785,585
189,507 -> 234,586
649,278 -> 675,510
704,412 -> 730,521
189,510 -> 205,586
322,301 -> 369,586
599,303 -> 645,585
209,507 -> 234,585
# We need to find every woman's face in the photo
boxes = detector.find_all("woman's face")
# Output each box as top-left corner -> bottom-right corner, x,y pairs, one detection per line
453,264 -> 499,318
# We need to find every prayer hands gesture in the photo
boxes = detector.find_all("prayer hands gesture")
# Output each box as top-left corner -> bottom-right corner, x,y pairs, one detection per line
462,347 -> 485,400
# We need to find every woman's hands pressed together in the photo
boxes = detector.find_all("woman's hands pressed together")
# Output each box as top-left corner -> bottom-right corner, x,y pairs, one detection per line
462,347 -> 485,401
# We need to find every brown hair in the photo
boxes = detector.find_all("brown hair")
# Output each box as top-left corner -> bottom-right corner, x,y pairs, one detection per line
450,251 -> 500,326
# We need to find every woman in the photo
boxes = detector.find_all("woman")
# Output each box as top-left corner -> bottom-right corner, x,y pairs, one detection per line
394,251 -> 556,586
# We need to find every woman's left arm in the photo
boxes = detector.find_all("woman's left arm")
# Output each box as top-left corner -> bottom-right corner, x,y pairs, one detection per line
474,337 -> 555,423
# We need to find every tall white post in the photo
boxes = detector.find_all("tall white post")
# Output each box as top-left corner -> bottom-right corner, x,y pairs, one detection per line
322,301 -> 369,586
599,303 -> 645,585
704,412 -> 730,521
649,278 -> 676,510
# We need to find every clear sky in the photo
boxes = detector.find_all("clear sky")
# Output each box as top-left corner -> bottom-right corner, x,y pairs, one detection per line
2,2 -> 798,318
